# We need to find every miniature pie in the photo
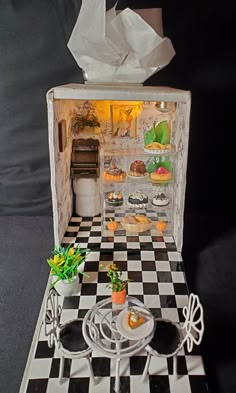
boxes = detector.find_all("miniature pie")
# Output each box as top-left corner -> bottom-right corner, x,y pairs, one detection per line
127,309 -> 146,329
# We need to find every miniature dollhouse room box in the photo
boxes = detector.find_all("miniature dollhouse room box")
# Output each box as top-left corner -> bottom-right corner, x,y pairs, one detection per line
47,83 -> 191,252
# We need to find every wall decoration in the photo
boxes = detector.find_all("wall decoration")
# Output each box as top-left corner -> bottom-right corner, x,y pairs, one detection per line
58,119 -> 67,152
111,104 -> 140,138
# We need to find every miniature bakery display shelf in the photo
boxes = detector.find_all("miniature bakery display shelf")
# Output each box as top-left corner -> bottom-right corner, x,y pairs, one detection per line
46,84 -> 191,252
100,146 -> 175,235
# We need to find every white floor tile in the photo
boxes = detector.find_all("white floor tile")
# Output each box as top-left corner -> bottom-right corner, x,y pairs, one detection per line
29,358 -> 52,378
169,375 -> 192,393
46,378 -> 69,393
185,356 -> 206,375
158,283 -> 175,295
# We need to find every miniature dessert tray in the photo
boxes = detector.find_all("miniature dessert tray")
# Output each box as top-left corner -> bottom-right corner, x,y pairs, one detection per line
116,306 -> 154,340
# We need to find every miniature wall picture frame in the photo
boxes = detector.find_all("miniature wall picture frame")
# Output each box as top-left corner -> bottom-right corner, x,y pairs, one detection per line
58,119 -> 67,152
110,104 -> 139,138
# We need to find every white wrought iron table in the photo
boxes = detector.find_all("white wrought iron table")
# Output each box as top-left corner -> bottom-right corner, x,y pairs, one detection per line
82,296 -> 155,393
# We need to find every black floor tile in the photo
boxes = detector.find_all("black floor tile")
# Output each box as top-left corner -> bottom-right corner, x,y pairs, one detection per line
189,376 -> 209,393
98,271 -> 110,283
130,356 -> 147,375
80,283 -> 97,296
149,375 -> 170,393
35,341 -> 54,358
100,252 -> 113,261
143,283 -> 159,295
84,261 -> 99,272
157,272 -> 172,283
79,226 -> 91,232
128,271 -> 142,282
154,251 -> 168,261
63,296 -> 80,309
169,261 -> 184,272
140,242 -> 154,250
26,379 -> 48,393
127,251 -> 141,260
167,356 -> 188,375
173,283 -> 188,295
110,376 -> 130,393
68,377 -> 90,393
92,357 -> 111,376
160,295 -> 177,308
141,261 -> 156,271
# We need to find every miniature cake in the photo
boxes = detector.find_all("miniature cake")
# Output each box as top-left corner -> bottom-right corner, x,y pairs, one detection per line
150,166 -> 172,182
152,192 -> 169,207
127,309 -> 146,329
127,191 -> 148,208
129,160 -> 147,177
103,165 -> 126,182
107,191 -> 123,206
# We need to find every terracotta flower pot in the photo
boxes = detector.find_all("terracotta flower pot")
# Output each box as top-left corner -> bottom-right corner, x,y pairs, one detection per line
112,289 -> 126,305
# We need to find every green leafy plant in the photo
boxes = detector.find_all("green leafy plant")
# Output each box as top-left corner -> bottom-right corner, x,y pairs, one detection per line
101,263 -> 130,292
71,112 -> 100,130
47,244 -> 90,288
144,121 -> 169,146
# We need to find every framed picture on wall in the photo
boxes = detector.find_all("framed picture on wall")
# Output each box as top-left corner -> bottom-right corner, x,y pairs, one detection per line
110,104 -> 139,138
58,119 -> 67,152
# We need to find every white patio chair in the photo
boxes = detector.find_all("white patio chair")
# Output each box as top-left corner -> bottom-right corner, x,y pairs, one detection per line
142,293 -> 204,381
44,288 -> 95,383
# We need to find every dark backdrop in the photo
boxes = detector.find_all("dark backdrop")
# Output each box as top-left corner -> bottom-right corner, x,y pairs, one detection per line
0,2 -> 236,393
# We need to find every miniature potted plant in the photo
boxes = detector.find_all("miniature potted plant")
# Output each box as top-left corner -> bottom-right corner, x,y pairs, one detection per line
106,263 -> 129,304
47,244 -> 90,296
71,111 -> 101,137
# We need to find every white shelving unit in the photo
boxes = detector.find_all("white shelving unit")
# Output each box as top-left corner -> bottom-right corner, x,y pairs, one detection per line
100,147 -> 176,235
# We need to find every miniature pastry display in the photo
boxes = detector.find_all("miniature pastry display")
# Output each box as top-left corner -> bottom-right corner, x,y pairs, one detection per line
107,220 -> 119,231
144,121 -> 172,153
150,166 -> 172,182
121,215 -> 152,232
127,191 -> 148,208
156,220 -> 167,232
128,160 -> 147,177
127,308 -> 146,329
146,159 -> 172,184
103,165 -> 126,182
107,191 -> 123,206
152,192 -> 169,207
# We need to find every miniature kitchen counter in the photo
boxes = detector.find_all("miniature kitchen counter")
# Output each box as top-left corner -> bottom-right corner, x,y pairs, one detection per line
20,214 -> 208,393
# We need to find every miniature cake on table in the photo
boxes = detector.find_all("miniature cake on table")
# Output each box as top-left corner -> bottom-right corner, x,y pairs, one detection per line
128,160 -> 147,177
127,191 -> 148,208
150,166 -> 172,183
103,165 -> 126,182
107,191 -> 123,206
152,192 -> 169,207
127,309 -> 146,329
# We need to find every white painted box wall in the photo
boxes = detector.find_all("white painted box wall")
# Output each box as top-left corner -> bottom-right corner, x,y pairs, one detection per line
47,83 -> 191,252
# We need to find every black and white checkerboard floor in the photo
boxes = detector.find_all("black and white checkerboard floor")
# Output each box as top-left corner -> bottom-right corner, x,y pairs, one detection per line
21,214 -> 208,393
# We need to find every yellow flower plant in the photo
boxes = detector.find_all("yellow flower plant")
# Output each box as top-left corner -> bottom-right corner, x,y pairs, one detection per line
47,244 -> 90,288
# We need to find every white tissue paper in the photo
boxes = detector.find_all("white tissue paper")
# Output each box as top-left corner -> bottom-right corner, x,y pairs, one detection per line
68,0 -> 176,84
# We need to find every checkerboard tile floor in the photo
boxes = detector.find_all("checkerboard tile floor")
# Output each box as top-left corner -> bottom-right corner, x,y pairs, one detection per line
21,214 -> 208,393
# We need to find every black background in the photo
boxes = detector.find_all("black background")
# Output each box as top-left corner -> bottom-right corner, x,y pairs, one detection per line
153,4 -> 236,393
1,2 -> 236,393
